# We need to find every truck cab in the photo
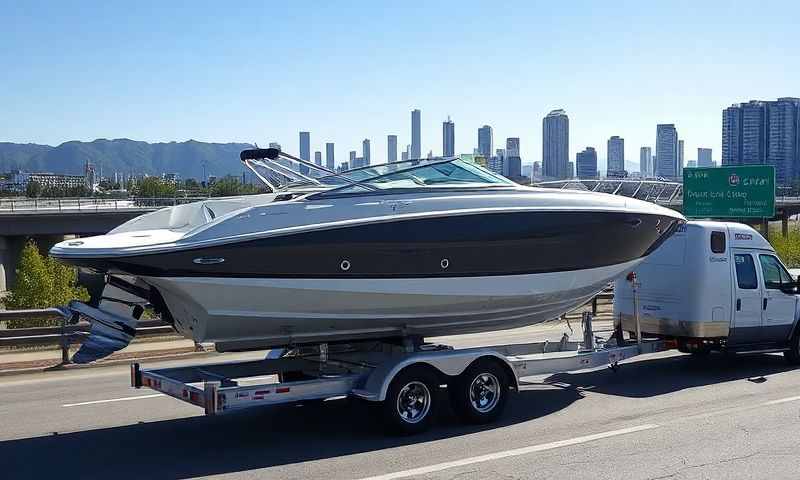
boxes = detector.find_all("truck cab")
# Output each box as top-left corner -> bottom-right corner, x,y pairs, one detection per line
614,221 -> 800,357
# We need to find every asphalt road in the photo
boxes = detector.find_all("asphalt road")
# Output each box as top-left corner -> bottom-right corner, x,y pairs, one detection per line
2,324 -> 800,480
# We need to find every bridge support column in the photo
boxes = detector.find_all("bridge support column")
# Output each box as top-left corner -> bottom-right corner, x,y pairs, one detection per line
0,237 -> 24,294
782,213 -> 789,238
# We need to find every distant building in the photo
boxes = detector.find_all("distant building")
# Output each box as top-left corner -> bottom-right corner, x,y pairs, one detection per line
505,137 -> 521,178
678,139 -> 685,177
325,142 -> 335,170
698,147 -> 712,167
387,135 -> 398,163
568,161 -> 575,179
487,156 -> 504,176
543,109 -> 569,179
576,147 -> 598,179
656,124 -> 679,178
722,97 -> 800,185
0,171 -> 86,193
268,142 -> 281,150
533,161 -> 542,179
640,146 -> 652,176
163,172 -> 179,184
299,132 -> 310,161
401,145 -> 410,162
411,109 -> 421,160
607,136 -> 625,176
362,139 -> 371,166
349,150 -> 357,168
442,117 -> 455,157
506,157 -> 522,179
478,125 -> 493,157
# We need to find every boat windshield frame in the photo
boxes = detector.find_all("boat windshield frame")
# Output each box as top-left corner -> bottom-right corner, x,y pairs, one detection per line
306,156 -> 516,199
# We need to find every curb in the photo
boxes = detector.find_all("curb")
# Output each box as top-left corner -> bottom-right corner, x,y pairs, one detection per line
0,348 -> 218,378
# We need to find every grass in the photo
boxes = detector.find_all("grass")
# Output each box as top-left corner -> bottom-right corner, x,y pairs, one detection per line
770,224 -> 800,268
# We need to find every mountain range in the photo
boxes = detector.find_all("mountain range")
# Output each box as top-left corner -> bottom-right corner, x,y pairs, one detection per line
0,139 -> 253,180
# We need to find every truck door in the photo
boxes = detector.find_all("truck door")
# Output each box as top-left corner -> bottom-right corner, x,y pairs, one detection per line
757,254 -> 797,342
731,251 -> 762,343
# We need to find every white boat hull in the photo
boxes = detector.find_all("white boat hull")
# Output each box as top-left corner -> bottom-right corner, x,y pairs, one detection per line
145,259 -> 640,350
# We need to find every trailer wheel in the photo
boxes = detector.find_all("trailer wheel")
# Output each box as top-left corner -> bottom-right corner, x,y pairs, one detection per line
382,366 -> 439,435
450,359 -> 510,425
784,332 -> 800,365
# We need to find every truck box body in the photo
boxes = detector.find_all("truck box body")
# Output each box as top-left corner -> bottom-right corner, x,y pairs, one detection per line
614,221 -> 797,342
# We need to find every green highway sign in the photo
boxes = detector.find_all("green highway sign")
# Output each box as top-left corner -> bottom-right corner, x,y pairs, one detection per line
683,165 -> 775,218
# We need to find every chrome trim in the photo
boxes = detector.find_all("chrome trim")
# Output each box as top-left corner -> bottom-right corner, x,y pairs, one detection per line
620,314 -> 730,338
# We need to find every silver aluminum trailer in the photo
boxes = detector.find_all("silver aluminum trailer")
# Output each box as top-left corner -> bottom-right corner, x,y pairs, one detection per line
130,312 -> 666,434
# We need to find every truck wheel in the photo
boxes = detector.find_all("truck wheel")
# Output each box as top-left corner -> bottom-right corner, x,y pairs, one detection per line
784,333 -> 800,365
450,359 -> 510,425
382,366 -> 439,435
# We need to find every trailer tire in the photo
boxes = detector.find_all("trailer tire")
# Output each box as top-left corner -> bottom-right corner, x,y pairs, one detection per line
382,366 -> 439,435
784,332 -> 800,365
450,359 -> 510,425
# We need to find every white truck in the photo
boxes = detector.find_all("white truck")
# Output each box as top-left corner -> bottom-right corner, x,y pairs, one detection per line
615,221 -> 800,361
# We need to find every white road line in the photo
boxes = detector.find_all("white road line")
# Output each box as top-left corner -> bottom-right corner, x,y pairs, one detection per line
356,424 -> 660,480
62,393 -> 164,407
762,395 -> 800,406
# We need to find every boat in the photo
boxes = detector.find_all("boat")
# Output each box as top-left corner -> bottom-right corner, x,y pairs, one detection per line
51,148 -> 685,360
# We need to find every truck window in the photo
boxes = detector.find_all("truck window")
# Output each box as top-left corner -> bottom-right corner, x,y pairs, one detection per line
759,255 -> 793,290
710,231 -> 725,253
734,254 -> 758,289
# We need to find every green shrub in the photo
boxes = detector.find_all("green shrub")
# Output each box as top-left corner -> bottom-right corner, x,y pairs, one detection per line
2,240 -> 89,328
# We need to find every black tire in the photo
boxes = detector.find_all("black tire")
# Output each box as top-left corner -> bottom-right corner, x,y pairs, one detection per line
450,359 -> 510,425
381,366 -> 439,435
784,332 -> 800,365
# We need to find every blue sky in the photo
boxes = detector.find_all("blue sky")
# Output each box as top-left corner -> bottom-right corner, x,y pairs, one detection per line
2,0 -> 799,172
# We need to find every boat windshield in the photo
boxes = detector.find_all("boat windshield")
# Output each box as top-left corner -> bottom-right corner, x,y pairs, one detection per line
244,152 -> 515,194
308,157 -> 515,197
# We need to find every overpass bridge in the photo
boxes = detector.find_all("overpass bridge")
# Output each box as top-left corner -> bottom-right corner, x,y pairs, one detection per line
0,197 -> 205,292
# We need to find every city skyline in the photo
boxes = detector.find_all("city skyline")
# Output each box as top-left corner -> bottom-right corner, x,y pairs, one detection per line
3,2 -> 798,174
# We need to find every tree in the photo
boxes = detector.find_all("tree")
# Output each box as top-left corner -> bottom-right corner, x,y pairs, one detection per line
3,240 -> 89,327
134,176 -> 176,197
26,180 -> 42,198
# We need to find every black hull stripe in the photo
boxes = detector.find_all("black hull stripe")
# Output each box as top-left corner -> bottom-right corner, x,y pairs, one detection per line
57,211 -> 683,279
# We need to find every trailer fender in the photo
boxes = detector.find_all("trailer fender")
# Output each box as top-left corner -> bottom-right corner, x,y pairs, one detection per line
352,348 -> 519,402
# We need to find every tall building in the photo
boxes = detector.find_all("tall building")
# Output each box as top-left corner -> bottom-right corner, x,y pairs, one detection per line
478,125 -> 493,157
698,148 -> 712,167
568,161 -> 575,179
722,98 -> 800,185
542,109 -> 569,179
299,132 -> 310,161
349,150 -> 356,168
767,98 -> 800,183
314,151 -> 322,166
410,109 -> 421,160
505,137 -> 521,178
655,124 -> 679,178
640,147 -> 652,176
576,147 -> 598,179
361,139 -> 371,166
325,142 -> 335,170
607,136 -> 625,176
678,139 -> 685,177
442,117 -> 455,157
387,135 -> 398,163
